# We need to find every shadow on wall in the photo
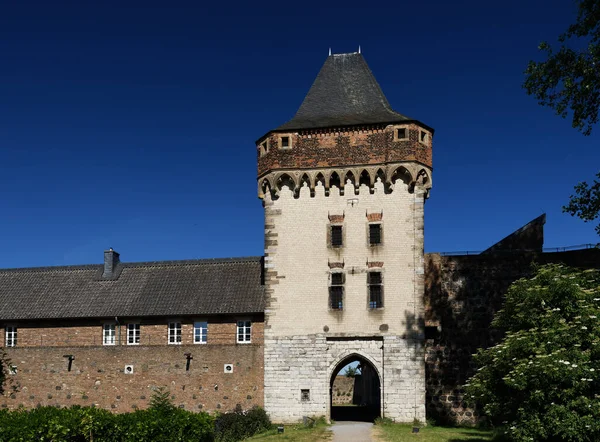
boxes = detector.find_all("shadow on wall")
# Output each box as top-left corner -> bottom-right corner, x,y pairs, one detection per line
423,215 -> 600,425
424,252 -> 537,425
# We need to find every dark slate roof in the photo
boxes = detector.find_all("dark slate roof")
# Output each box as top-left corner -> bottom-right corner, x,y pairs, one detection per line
277,52 -> 411,131
0,257 -> 264,321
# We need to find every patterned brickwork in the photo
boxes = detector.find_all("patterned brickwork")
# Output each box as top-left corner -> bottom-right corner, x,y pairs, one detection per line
257,124 -> 432,178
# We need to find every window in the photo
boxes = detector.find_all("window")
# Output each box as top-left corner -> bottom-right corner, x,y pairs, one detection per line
368,272 -> 383,309
301,389 -> 310,402
280,136 -> 290,148
369,223 -> 382,245
329,273 -> 345,310
194,321 -> 208,344
103,324 -> 116,346
393,125 -> 408,141
168,322 -> 182,345
237,320 -> 252,343
331,225 -> 343,247
260,140 -> 269,156
5,326 -> 16,347
420,130 -> 428,143
127,324 -> 140,345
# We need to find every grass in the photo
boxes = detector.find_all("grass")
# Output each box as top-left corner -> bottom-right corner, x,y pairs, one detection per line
245,420 -> 332,441
374,423 -> 495,442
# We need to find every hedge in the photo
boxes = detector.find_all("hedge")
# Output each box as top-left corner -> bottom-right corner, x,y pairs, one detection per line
0,404 -> 270,442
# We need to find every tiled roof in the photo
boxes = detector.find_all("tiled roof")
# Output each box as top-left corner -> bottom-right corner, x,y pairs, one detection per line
277,52 -> 411,131
0,257 -> 264,321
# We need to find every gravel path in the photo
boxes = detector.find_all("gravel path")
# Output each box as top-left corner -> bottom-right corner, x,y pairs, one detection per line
331,421 -> 374,442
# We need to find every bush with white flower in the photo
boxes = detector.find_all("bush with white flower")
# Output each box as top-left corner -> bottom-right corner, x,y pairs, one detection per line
465,264 -> 600,442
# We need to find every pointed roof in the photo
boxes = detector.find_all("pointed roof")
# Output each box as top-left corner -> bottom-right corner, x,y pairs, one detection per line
277,52 -> 411,131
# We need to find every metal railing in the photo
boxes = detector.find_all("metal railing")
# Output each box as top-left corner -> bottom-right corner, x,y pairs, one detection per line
437,243 -> 598,257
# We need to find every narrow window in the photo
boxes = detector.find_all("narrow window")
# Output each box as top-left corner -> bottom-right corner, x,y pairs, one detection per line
397,128 -> 406,139
127,324 -> 140,345
369,223 -> 382,245
261,141 -> 269,156
281,136 -> 290,148
420,130 -> 428,143
5,326 -> 17,347
331,225 -> 343,247
237,320 -> 252,343
329,273 -> 345,310
168,322 -> 182,345
301,389 -> 310,402
194,321 -> 208,344
103,324 -> 116,346
368,272 -> 383,309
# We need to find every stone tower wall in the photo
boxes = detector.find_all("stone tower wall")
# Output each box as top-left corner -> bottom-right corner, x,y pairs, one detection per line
262,175 -> 428,422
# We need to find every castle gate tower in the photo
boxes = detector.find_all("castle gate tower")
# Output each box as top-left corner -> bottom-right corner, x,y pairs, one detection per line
257,52 -> 433,423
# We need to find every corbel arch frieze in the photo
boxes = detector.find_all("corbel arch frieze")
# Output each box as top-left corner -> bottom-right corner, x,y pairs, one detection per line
258,176 -> 274,199
273,171 -> 300,191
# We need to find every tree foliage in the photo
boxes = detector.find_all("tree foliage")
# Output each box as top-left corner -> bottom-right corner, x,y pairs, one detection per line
0,348 -> 11,395
343,364 -> 361,377
524,0 -> 600,135
563,171 -> 600,236
465,264 -> 600,442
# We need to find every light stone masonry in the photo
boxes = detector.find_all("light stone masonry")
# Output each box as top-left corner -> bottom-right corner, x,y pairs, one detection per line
261,166 -> 428,422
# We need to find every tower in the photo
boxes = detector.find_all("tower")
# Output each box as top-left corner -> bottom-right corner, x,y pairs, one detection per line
257,52 -> 433,422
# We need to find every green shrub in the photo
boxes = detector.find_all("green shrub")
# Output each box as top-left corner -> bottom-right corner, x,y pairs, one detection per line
0,405 -> 214,442
214,405 -> 271,442
465,265 -> 600,442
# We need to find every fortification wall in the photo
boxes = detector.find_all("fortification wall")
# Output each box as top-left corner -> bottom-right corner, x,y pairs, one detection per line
424,248 -> 600,424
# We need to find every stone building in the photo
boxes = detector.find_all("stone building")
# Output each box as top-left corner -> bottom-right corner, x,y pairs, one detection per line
1,51 -> 598,424
257,51 -> 432,423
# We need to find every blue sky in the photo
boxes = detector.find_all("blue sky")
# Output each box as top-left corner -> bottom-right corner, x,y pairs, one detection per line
1,0 -> 598,268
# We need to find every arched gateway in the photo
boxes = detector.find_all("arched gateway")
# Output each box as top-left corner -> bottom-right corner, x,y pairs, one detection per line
330,354 -> 381,422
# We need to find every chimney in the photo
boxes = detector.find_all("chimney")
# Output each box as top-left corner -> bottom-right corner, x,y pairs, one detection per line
103,248 -> 120,278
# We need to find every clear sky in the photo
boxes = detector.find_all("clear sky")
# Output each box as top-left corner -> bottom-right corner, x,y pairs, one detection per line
1,0 -> 598,269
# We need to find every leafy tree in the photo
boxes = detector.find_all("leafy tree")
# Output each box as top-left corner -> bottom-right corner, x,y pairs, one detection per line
465,264 -> 600,441
524,1 -> 600,237
563,171 -> 600,236
343,364 -> 361,377
523,0 -> 600,136
149,386 -> 176,413
0,348 -> 11,395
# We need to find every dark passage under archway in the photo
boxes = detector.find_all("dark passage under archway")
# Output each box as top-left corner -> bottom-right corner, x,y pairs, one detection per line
330,355 -> 381,422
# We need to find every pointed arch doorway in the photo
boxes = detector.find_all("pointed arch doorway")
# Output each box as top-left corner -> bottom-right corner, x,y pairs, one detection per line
330,354 -> 381,422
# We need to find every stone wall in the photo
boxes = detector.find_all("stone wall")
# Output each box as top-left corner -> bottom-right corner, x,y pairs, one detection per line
1,343 -> 264,413
331,375 -> 354,405
262,167 -> 428,423
424,247 -> 600,425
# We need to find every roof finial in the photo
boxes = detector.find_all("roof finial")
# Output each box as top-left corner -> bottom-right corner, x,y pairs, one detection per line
329,47 -> 332,56
358,45 -> 361,54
